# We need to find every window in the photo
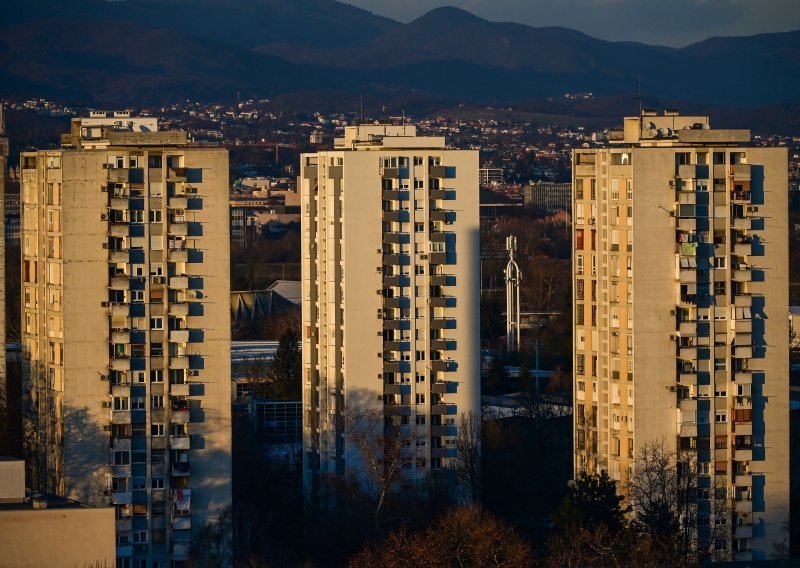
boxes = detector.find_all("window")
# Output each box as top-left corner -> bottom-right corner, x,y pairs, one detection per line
715,435 -> 727,449
113,396 -> 129,411
131,397 -> 145,411
415,415 -> 426,425
133,531 -> 148,544
113,451 -> 130,465
415,394 -> 426,404
576,279 -> 584,300
576,229 -> 584,249
714,358 -> 727,371
576,254 -> 584,275
151,370 -> 163,383
576,355 -> 585,375
714,256 -> 726,269
151,423 -> 165,437
151,395 -> 164,409
715,410 -> 727,423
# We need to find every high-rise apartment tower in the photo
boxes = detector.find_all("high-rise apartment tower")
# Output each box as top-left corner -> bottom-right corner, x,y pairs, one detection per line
21,114 -> 231,568
572,111 -> 788,560
300,125 -> 480,505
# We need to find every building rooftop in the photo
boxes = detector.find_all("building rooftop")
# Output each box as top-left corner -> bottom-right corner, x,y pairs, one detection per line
333,124 -> 446,150
612,110 -> 750,147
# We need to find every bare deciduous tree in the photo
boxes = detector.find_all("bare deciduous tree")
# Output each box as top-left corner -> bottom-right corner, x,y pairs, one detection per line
452,411 -> 481,505
343,408 -> 408,523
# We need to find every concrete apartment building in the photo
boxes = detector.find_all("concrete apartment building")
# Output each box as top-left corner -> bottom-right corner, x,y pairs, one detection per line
0,457 -> 116,568
21,114 -> 231,568
572,111 -> 789,560
300,125 -> 480,505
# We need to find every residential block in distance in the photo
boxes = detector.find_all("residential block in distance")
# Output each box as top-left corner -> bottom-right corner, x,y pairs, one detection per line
20,113 -> 232,568
572,110 -> 788,561
300,125 -> 480,506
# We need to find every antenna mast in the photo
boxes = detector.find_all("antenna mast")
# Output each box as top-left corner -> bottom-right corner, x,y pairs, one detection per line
505,236 -> 522,352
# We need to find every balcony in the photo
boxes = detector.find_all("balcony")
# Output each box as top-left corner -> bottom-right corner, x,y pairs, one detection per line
382,210 -> 409,223
171,382 -> 190,397
735,448 -> 753,461
384,404 -> 411,416
732,267 -> 752,282
735,524 -> 754,539
108,168 -> 129,183
172,516 -> 191,530
735,499 -> 753,513
430,381 -> 455,394
169,329 -> 190,344
169,222 -> 188,236
734,319 -> 752,333
109,249 -> 129,263
733,242 -> 752,256
383,360 -> 410,373
679,347 -> 697,360
733,217 -> 751,231
382,190 -> 409,201
431,360 -> 456,372
430,296 -> 456,308
383,383 -> 410,395
383,319 -> 410,330
732,164 -> 752,181
429,274 -> 453,286
168,167 -> 188,182
383,275 -> 410,287
116,545 -> 133,558
109,223 -> 128,237
430,317 -> 456,330
169,303 -> 190,316
734,370 -> 752,384
169,249 -> 189,263
109,276 -> 130,290
431,448 -> 457,458
429,252 -> 450,265
169,276 -> 189,289
111,330 -> 131,343
677,218 -> 696,231
383,232 -> 409,244
110,303 -> 129,317
678,321 -> 697,335
383,296 -> 410,309
170,355 -> 190,370
429,209 -> 453,222
171,410 -> 190,424
112,491 -> 133,505
171,462 -> 191,476
168,196 -> 188,209
677,164 -> 697,179
430,339 -> 456,351
110,357 -> 131,371
431,425 -> 458,436
734,294 -> 753,307
384,340 -> 410,352
430,403 -> 457,415
731,190 -> 751,203
110,196 -> 131,210
678,269 -> 697,283
734,345 -> 753,359
383,254 -> 409,266
111,410 -> 131,425
170,435 -> 191,450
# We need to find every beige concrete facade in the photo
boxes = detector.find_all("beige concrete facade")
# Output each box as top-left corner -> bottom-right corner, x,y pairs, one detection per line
573,111 -> 789,561
300,125 -> 480,504
21,120 -> 231,567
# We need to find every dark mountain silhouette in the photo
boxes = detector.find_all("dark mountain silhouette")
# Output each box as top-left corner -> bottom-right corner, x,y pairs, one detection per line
0,0 -> 797,107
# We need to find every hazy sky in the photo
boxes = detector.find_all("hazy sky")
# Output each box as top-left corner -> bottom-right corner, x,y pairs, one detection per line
341,0 -> 800,47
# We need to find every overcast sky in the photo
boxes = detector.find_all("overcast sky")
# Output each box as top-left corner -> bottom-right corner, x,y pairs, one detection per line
341,0 -> 800,47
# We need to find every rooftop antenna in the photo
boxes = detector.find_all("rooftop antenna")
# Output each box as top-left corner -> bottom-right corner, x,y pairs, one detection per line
359,95 -> 363,125
504,236 -> 522,352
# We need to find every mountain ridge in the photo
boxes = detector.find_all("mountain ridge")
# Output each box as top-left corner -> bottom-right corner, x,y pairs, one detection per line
0,0 -> 797,106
